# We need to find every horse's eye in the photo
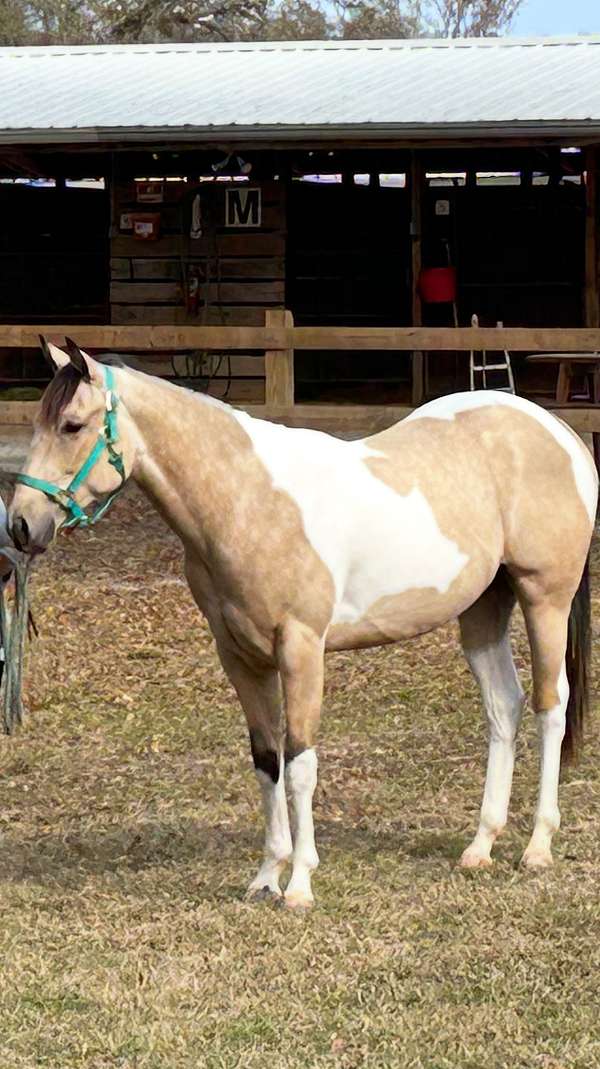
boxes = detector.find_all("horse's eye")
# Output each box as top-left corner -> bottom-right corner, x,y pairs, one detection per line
63,421 -> 84,435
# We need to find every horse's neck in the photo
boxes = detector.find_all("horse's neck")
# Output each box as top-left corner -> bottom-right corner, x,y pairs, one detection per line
120,371 -> 252,555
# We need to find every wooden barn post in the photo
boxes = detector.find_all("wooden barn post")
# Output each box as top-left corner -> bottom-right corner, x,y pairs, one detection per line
265,308 -> 294,407
410,153 -> 425,405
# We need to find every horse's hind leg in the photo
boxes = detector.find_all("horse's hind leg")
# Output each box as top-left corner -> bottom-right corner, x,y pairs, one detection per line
277,619 -> 325,909
515,587 -> 573,869
459,568 -> 525,868
216,642 -> 293,899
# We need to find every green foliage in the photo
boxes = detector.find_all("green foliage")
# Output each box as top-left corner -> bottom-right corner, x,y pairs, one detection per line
0,0 -> 28,45
336,0 -> 421,40
422,0 -> 524,37
92,0 -> 269,43
1,1 -> 98,44
0,0 -> 524,45
262,0 -> 332,40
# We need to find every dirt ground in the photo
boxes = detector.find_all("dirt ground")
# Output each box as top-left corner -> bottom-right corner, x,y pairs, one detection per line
0,487 -> 599,1069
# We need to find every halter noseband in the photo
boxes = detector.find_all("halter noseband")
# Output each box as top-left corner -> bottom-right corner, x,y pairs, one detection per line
15,365 -> 126,529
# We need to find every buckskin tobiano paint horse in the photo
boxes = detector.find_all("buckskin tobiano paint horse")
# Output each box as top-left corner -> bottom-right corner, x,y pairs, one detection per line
9,339 -> 597,908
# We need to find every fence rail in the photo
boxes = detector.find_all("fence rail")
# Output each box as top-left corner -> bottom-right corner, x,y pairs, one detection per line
2,321 -> 600,354
1,312 -> 600,422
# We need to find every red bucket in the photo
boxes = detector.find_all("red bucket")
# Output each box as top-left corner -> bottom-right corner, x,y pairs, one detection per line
419,266 -> 457,304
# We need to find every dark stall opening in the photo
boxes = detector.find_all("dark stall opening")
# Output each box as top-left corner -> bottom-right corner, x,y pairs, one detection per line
421,176 -> 585,398
286,175 -> 412,403
0,180 -> 109,391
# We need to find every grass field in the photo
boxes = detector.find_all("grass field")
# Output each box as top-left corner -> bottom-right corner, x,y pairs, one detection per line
0,489 -> 599,1069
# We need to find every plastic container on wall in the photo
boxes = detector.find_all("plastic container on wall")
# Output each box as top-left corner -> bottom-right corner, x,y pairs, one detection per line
418,266 -> 457,304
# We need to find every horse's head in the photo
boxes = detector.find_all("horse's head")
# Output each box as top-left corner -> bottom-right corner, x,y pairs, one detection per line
10,339 -> 135,555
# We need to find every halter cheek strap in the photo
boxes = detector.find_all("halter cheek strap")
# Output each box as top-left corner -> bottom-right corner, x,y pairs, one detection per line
15,365 -> 127,529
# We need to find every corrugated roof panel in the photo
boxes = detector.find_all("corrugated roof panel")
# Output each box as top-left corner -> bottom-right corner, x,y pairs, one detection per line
0,37 -> 599,140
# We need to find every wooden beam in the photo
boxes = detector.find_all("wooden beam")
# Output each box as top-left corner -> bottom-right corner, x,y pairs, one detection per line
264,309 -> 294,406
585,147 -> 600,329
129,257 -> 285,281
110,305 -> 270,326
4,323 -> 600,353
111,281 -> 285,305
291,327 -> 600,352
244,404 -> 413,435
0,325 -> 289,351
111,282 -> 182,304
2,400 -> 600,437
111,232 -> 286,258
0,401 -> 40,425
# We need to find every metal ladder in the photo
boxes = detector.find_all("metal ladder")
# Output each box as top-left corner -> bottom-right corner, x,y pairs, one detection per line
469,315 -> 516,393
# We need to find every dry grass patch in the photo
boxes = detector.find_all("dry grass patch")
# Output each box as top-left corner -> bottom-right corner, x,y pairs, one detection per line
0,489 -> 599,1068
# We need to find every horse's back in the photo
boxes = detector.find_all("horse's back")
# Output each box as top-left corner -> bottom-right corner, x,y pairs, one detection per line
369,390 -> 597,579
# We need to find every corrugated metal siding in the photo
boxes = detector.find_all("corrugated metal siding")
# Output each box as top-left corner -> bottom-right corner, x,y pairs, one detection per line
1,37 -> 600,138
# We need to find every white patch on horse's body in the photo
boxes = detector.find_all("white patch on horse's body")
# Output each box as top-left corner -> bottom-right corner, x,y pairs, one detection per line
232,410 -> 469,625
406,391 -> 598,524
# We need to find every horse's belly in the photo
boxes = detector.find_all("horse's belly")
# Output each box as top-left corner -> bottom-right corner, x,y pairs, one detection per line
326,553 -> 496,652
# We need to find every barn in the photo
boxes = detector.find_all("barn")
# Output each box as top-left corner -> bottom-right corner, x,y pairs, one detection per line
0,35 -> 600,436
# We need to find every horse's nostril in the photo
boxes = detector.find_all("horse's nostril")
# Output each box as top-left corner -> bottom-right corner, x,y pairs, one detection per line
11,515 -> 29,552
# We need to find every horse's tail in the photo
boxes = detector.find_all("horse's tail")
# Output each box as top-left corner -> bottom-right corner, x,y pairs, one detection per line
563,554 -> 592,765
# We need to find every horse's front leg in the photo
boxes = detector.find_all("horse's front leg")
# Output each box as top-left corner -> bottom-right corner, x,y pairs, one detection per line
277,620 -> 325,910
216,641 -> 292,899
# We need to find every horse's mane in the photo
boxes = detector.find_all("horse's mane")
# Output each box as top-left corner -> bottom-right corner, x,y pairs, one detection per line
40,355 -> 131,427
40,364 -> 83,427
40,355 -> 225,428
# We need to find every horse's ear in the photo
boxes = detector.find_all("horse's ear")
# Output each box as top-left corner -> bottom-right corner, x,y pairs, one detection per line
65,339 -> 106,388
65,337 -> 93,383
40,336 -> 70,373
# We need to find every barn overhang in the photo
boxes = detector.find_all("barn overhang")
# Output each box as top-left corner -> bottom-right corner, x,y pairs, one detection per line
1,122 -> 600,150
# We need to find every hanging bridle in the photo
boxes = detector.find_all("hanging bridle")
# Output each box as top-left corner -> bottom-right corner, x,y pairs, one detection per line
15,365 -> 126,529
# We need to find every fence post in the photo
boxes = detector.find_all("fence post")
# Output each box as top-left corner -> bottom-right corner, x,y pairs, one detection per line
265,308 -> 294,407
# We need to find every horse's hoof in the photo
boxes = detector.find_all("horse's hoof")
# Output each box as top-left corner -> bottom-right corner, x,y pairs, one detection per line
521,849 -> 553,870
245,885 -> 282,904
282,892 -> 315,911
459,849 -> 493,870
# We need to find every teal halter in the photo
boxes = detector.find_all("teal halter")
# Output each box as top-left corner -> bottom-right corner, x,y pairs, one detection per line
15,365 -> 126,529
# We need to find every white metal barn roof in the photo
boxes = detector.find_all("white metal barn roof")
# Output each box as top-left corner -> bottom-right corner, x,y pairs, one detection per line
1,36 -> 600,144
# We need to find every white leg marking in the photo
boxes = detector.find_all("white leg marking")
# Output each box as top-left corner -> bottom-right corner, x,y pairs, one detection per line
461,635 -> 524,868
285,748 -> 319,907
247,758 -> 292,897
522,664 -> 568,869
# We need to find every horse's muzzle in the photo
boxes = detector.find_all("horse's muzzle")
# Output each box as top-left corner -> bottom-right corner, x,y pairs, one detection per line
10,513 -> 55,556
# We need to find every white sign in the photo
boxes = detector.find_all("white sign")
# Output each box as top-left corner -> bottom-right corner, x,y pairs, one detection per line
225,187 -> 262,228
435,199 -> 451,216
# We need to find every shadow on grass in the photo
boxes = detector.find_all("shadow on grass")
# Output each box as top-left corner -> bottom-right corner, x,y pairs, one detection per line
0,818 -> 253,889
0,816 -> 468,894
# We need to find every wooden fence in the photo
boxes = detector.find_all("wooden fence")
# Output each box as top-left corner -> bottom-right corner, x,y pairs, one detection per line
2,312 -> 600,434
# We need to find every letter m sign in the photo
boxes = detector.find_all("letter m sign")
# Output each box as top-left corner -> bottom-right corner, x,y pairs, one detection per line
225,187 -> 262,228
